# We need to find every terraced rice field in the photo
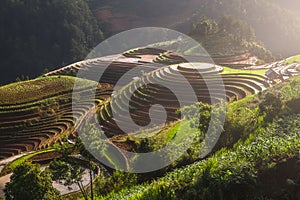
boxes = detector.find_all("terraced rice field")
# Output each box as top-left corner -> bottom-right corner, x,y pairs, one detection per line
44,54 -> 161,86
0,76 -> 113,160
45,47 -> 300,138
97,62 -> 270,136
1,46 -> 300,162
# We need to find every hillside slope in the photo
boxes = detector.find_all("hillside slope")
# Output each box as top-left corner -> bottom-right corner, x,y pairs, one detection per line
94,74 -> 300,200
92,0 -> 300,57
0,76 -> 112,159
0,0 -> 103,85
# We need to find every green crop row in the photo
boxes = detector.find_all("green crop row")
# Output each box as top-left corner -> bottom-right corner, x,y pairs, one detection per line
0,76 -> 97,105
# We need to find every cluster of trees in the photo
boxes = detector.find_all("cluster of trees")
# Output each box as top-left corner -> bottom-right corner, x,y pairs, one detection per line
4,140 -> 97,200
4,162 -> 60,200
94,0 -> 300,57
190,15 -> 255,43
188,15 -> 273,61
3,137 -> 140,200
2,0 -> 299,85
0,0 -> 104,85
174,0 -> 300,57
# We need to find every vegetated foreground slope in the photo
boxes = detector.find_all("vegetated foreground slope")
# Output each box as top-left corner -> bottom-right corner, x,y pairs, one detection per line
93,73 -> 300,200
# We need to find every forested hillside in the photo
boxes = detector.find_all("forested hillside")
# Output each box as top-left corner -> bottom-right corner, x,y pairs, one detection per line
0,0 -> 103,85
93,0 -> 300,57
186,15 -> 273,61
174,0 -> 300,57
1,0 -> 299,85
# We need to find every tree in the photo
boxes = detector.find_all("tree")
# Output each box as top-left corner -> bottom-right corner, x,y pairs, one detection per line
219,15 -> 255,43
49,129 -> 104,200
49,158 -> 88,200
49,124 -> 111,200
4,162 -> 60,200
179,102 -> 212,133
190,16 -> 218,37
75,125 -> 109,200
49,141 -> 91,200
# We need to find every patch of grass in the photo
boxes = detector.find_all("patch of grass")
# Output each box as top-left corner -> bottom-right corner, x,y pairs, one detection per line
102,147 -> 127,171
171,120 -> 195,144
163,122 -> 180,142
221,66 -> 267,76
280,76 -> 300,101
1,148 -> 56,176
151,120 -> 192,150
285,54 -> 300,64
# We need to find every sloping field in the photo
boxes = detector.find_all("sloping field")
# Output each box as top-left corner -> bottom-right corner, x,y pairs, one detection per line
0,76 -> 113,160
98,62 -> 270,136
2,47 -> 299,162
43,47 -> 283,138
44,54 -> 161,86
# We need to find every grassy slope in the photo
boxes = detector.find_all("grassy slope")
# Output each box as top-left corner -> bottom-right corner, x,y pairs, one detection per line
222,66 -> 267,76
285,54 -> 300,64
111,120 -> 195,153
0,76 -> 96,105
94,76 -> 300,200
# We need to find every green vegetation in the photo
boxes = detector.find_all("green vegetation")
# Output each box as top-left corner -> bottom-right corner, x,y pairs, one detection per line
4,148 -> 55,173
1,52 -> 300,199
49,140 -> 96,200
97,115 -> 300,199
2,0 -> 300,199
94,171 -> 138,197
0,0 -> 103,85
172,0 -> 300,57
2,48 -> 299,199
79,124 -> 128,171
188,15 -> 273,61
85,74 -> 300,200
285,55 -> 300,64
4,162 -> 60,200
221,66 -> 267,76
0,76 -> 96,105
95,0 -> 300,57
134,120 -> 197,154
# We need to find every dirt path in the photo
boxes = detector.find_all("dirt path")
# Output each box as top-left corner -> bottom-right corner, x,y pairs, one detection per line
0,173 -> 10,197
